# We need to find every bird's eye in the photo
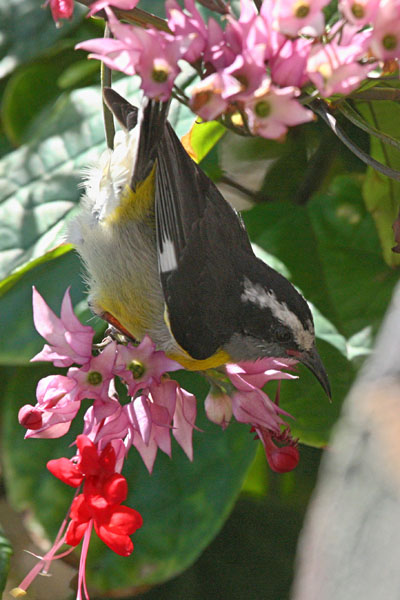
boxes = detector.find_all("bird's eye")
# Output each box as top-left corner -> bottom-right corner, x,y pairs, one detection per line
275,327 -> 291,343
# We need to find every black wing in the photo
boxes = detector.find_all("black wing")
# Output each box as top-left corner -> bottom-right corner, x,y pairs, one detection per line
155,123 -> 254,359
103,88 -> 170,191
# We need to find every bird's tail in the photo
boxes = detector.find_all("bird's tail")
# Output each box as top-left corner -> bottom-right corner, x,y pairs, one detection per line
103,87 -> 170,192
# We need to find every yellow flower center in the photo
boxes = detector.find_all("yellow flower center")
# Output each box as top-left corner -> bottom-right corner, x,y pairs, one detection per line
152,66 -> 169,83
382,34 -> 398,51
317,62 -> 332,81
293,1 -> 310,18
351,2 -> 365,18
255,100 -> 271,118
128,360 -> 146,379
87,371 -> 103,386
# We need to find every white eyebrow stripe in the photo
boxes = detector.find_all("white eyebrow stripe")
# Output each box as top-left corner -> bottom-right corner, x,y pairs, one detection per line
159,238 -> 178,273
240,277 -> 314,351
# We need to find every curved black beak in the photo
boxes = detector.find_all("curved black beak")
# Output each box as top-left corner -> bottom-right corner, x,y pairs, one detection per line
298,345 -> 331,399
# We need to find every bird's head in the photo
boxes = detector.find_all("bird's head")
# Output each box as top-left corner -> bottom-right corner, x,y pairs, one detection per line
225,260 -> 331,398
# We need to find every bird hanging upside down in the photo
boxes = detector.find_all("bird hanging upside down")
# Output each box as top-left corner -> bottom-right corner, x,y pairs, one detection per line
70,88 -> 330,398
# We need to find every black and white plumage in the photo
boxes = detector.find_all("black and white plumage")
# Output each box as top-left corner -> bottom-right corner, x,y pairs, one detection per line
71,87 -> 330,397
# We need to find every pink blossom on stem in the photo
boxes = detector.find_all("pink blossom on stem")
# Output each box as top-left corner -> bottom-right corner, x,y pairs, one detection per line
244,81 -> 314,139
190,71 -> 238,120
225,0 -> 262,55
270,37 -> 313,88
223,48 -> 268,102
369,0 -> 400,60
307,28 -> 375,96
21,374 -> 80,439
226,357 -> 297,392
88,0 -> 139,17
231,388 -> 287,434
68,341 -> 119,420
272,0 -> 330,37
76,8 -> 142,75
255,427 -> 300,472
172,385 -> 197,461
46,0 -> 74,26
166,0 -> 208,62
131,27 -> 182,101
205,387 -> 232,429
203,18 -> 235,70
31,287 -> 94,367
339,0 -> 380,26
114,335 -> 181,396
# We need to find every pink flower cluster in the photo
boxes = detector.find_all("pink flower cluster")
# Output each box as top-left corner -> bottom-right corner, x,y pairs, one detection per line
71,0 -> 400,139
21,287 -> 298,473
16,287 -> 298,599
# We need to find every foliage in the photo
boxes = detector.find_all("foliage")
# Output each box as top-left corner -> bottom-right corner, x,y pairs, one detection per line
0,0 -> 399,597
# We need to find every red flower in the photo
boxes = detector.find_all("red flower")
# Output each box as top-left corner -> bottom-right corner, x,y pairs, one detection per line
47,435 -> 143,556
66,487 -> 143,556
47,435 -> 117,486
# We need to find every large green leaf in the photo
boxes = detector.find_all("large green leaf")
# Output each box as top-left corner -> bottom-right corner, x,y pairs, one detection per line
357,97 -> 400,266
3,366 -> 257,593
0,72 -> 197,284
0,0 -> 86,80
244,175 -> 398,340
0,77 -> 136,282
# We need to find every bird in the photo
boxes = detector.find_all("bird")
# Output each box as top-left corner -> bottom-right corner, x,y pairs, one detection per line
69,87 -> 330,398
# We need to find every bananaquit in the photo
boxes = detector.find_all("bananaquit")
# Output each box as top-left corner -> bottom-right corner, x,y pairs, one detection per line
70,88 -> 330,397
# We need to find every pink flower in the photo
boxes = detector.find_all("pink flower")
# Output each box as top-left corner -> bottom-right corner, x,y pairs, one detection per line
307,28 -> 375,96
339,0 -> 380,26
113,336 -> 181,396
226,357 -> 297,392
369,0 -> 400,60
270,37 -> 312,88
272,0 -> 330,37
111,379 -> 197,473
166,0 -> 208,62
68,342 -> 119,420
78,8 -> 182,100
131,28 -> 182,101
203,18 -> 235,70
88,0 -> 139,17
76,8 -> 142,75
225,0 -> 264,55
223,48 -> 267,102
190,71 -> 238,120
172,385 -> 197,461
205,388 -> 232,429
244,81 -> 314,139
256,427 -> 300,473
31,287 -> 94,368
46,0 -> 74,25
231,388 -> 287,434
21,374 -> 80,439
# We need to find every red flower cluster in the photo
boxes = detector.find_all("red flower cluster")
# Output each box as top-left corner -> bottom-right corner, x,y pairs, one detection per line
47,435 -> 143,556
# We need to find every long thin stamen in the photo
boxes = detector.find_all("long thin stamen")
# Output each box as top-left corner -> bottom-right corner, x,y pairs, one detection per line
77,520 -> 93,600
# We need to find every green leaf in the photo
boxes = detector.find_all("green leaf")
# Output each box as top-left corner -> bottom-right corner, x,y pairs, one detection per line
3,367 -> 257,592
0,0 -> 86,80
357,98 -> 400,266
0,75 -> 195,283
182,120 -> 226,164
2,47 -> 100,145
0,526 -> 12,594
244,175 -> 397,340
